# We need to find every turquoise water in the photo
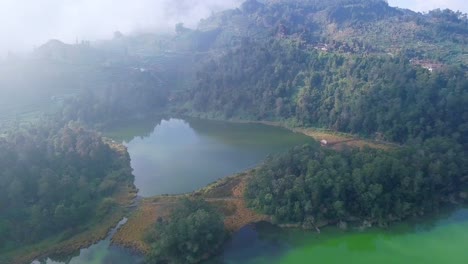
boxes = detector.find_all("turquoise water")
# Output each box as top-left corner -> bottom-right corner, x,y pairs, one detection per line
214,209 -> 468,264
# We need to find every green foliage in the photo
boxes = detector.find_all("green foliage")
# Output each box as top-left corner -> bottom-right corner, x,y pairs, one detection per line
188,39 -> 467,146
0,120 -> 134,252
145,199 -> 226,264
245,139 -> 468,225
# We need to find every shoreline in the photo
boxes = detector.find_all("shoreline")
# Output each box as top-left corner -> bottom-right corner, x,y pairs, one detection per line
107,114 -> 399,257
173,113 -> 398,150
112,172 -> 269,254
3,142 -> 137,264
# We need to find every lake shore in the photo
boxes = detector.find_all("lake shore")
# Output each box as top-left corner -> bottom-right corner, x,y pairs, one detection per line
109,115 -> 398,258
173,113 -> 398,150
3,142 -> 138,264
112,172 -> 269,254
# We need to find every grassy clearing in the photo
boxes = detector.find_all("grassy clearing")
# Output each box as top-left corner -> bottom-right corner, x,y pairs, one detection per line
232,120 -> 397,151
112,172 -> 268,253
112,200 -> 173,254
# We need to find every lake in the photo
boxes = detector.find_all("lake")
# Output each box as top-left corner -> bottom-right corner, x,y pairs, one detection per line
105,117 -> 315,197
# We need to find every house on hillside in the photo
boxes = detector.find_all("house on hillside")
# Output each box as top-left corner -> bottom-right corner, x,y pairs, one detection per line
410,59 -> 444,72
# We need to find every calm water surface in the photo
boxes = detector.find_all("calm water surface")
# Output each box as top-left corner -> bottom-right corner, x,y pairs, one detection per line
105,117 -> 314,197
214,209 -> 468,264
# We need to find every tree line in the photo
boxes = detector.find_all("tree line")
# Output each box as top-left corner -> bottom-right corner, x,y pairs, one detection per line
245,139 -> 467,227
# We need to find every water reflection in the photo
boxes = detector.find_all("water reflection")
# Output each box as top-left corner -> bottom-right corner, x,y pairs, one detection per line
105,117 -> 314,197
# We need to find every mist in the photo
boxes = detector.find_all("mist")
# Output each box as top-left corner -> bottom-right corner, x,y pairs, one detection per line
0,0 -> 466,55
0,0 -> 243,54
388,0 -> 468,14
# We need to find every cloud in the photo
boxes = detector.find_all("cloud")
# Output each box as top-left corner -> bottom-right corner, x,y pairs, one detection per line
0,0 -> 243,53
388,0 -> 467,13
1,0 -> 465,54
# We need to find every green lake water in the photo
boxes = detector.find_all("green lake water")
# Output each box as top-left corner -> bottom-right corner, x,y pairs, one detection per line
216,209 -> 468,264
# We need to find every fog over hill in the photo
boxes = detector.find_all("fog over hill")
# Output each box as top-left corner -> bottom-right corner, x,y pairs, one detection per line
0,0 -> 466,54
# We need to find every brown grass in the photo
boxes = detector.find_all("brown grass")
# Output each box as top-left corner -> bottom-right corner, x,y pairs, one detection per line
112,199 -> 173,253
210,175 -> 269,232
231,120 -> 396,151
112,173 -> 268,252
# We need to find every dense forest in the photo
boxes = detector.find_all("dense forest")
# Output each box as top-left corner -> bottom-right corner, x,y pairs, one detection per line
145,199 -> 226,264
245,139 -> 468,226
0,120 -> 134,252
184,39 -> 467,146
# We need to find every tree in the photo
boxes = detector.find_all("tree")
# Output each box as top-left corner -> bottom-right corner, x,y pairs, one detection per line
146,199 -> 226,264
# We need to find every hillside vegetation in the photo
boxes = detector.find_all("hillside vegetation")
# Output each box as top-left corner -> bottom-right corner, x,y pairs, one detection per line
0,120 -> 134,258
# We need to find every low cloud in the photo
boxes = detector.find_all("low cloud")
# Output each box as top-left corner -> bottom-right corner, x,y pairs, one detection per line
0,0 -> 243,53
1,0 -> 465,54
388,0 -> 467,13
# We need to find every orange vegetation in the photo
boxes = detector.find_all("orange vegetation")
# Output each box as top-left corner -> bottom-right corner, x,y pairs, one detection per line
112,199 -> 172,253
210,175 -> 269,232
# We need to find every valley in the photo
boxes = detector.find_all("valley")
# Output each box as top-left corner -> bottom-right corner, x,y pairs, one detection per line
0,0 -> 466,263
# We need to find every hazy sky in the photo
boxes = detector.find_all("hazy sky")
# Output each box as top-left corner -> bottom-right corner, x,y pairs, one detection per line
0,0 -> 466,53
388,0 -> 467,13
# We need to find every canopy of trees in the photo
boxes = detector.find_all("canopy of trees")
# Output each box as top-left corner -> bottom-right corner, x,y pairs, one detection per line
245,139 -> 468,226
145,199 -> 226,264
0,120 -> 134,252
186,39 -> 467,147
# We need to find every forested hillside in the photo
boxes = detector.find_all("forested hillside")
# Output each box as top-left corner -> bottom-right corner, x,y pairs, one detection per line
0,120 -> 134,252
185,39 -> 467,145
